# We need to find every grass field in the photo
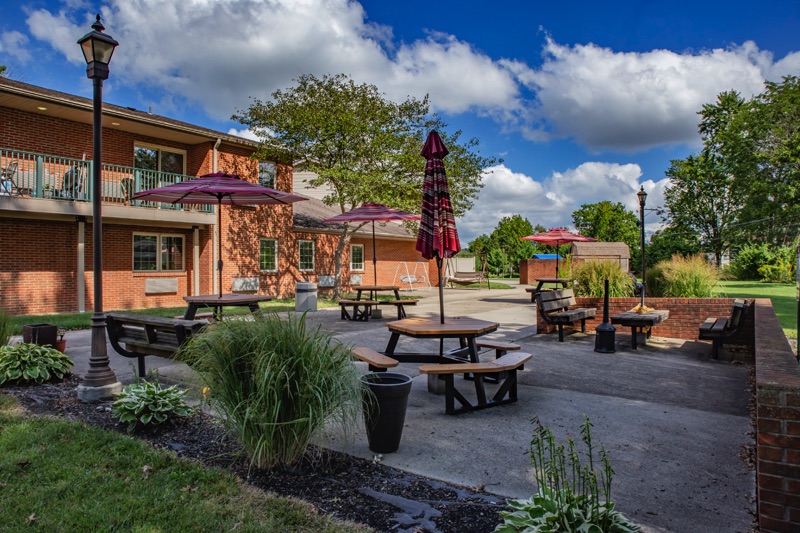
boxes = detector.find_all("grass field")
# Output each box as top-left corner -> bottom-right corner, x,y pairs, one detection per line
716,280 -> 797,338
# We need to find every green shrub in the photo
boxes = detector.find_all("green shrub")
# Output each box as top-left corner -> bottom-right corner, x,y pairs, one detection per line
111,378 -> 196,432
726,243 -> 796,281
182,314 -> 362,469
0,343 -> 74,385
646,255 -> 718,297
495,416 -> 639,533
0,308 -> 11,346
573,260 -> 635,297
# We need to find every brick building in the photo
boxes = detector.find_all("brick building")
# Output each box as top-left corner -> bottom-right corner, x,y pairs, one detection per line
0,78 -> 431,316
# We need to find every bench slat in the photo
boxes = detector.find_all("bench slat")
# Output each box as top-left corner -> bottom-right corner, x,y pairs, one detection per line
351,346 -> 398,369
419,352 -> 531,375
476,340 -> 520,351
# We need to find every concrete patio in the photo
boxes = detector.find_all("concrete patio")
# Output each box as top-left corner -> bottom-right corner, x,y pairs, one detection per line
55,282 -> 755,532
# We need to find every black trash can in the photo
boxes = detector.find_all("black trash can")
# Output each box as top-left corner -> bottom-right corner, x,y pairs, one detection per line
22,323 -> 57,347
360,372 -> 413,453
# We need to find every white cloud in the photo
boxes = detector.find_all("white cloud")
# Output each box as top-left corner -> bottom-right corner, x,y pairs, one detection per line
503,38 -> 782,150
457,162 -> 670,244
0,30 -> 32,62
227,127 -> 259,141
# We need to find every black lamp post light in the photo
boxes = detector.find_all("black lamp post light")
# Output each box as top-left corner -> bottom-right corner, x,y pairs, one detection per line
637,186 -> 648,309
76,15 -> 122,401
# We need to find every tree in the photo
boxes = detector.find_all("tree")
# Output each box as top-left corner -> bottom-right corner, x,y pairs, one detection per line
646,225 -> 701,267
571,201 -> 638,250
489,215 -> 537,274
0,66 -> 7,78
234,74 -> 498,298
663,153 -> 741,266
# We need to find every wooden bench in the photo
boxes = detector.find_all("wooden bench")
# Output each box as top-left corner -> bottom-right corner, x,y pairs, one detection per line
419,352 -> 532,415
699,299 -> 750,359
536,289 -> 596,342
106,313 -> 209,377
338,299 -> 380,321
351,346 -> 399,372
473,340 -> 522,382
379,299 -> 419,319
174,312 -> 216,322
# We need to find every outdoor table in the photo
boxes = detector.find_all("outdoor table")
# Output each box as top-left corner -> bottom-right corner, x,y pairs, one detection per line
611,309 -> 669,349
182,293 -> 273,321
352,284 -> 401,301
526,277 -> 571,302
383,316 -> 499,364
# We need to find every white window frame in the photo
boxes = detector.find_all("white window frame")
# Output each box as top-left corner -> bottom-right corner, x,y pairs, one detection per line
134,142 -> 187,175
259,238 -> 278,272
298,240 -> 315,272
350,244 -> 364,271
258,161 -> 276,189
132,232 -> 185,272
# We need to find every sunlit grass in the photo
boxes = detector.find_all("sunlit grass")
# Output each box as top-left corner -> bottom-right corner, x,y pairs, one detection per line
716,280 -> 796,338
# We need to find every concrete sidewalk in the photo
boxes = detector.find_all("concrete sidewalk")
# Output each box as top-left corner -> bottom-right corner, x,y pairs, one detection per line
51,283 -> 755,532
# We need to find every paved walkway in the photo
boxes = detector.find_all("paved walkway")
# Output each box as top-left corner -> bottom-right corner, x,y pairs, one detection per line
51,283 -> 755,532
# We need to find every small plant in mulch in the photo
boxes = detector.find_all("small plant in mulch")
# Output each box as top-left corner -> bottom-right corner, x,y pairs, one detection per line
0,342 -> 74,386
495,416 -> 640,533
111,376 -> 196,432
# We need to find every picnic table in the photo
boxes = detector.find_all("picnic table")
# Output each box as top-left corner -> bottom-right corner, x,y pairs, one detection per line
382,316 -> 499,365
182,293 -> 272,321
525,277 -> 571,302
611,309 -> 669,349
342,285 -> 417,320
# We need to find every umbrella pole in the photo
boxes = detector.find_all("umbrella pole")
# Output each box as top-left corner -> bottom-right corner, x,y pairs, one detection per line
372,222 -> 377,284
556,244 -> 559,278
437,256 -> 445,324
217,202 -> 223,299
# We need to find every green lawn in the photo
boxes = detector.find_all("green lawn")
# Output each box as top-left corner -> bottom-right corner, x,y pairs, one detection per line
716,280 -> 797,338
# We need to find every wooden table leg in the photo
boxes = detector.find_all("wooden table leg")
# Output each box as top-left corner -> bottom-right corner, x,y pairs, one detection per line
183,304 -> 198,320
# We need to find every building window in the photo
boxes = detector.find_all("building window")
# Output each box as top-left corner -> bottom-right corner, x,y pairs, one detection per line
260,239 -> 278,272
258,161 -> 276,189
350,244 -> 364,271
299,240 -> 315,271
133,233 -> 184,272
134,144 -> 186,176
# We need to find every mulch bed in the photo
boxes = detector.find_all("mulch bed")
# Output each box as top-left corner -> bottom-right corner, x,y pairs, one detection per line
2,376 -> 506,532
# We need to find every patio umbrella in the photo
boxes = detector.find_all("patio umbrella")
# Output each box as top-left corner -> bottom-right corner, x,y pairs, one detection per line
416,131 -> 461,324
133,172 -> 307,298
322,203 -> 420,284
521,228 -> 596,278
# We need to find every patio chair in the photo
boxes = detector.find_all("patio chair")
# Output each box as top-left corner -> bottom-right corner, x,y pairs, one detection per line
0,161 -> 21,196
61,165 -> 87,200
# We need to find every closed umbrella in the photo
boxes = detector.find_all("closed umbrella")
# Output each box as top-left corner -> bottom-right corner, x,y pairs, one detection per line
416,131 -> 461,324
323,203 -> 420,284
133,172 -> 307,298
521,228 -> 596,278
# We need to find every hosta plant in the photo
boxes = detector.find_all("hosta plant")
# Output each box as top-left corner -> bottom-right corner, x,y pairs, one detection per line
495,416 -> 640,533
0,342 -> 74,385
111,379 -> 195,432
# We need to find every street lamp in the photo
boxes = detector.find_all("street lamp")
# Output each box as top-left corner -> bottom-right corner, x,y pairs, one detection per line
637,186 -> 648,309
76,15 -> 122,401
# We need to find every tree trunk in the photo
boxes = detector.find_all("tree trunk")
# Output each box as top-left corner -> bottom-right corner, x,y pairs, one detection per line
331,225 -> 352,301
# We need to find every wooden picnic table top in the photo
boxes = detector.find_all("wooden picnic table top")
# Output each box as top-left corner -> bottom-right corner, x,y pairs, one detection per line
386,316 -> 499,337
353,285 -> 400,292
183,294 -> 273,305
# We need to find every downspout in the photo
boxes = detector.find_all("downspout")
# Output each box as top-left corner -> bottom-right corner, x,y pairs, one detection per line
212,137 -> 221,295
192,226 -> 200,296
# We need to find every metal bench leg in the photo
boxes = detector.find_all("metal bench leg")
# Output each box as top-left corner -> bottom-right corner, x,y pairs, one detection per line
137,356 -> 147,378
580,319 -> 586,332
711,340 -> 721,359
558,324 -> 564,342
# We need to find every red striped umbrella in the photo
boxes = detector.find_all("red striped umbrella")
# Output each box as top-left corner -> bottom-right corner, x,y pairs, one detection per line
133,172 -> 307,298
323,203 -> 420,283
521,228 -> 596,278
417,131 -> 461,323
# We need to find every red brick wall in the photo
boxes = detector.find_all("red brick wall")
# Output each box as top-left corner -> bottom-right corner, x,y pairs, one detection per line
534,297 -> 755,343
520,258 -> 561,284
754,298 -> 800,532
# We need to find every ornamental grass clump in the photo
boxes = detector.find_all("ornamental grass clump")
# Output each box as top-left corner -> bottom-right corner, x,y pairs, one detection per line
182,313 -> 362,470
111,377 -> 196,432
573,260 -> 635,297
0,308 -> 12,346
0,342 -> 74,386
495,416 -> 639,533
647,255 -> 718,297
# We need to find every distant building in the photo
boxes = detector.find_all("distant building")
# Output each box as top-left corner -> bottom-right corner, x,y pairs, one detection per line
569,242 -> 631,271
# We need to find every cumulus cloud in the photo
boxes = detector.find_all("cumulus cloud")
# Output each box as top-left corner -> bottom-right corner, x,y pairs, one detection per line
227,127 -> 259,141
0,30 -> 32,62
456,162 -> 670,244
502,38 -> 781,150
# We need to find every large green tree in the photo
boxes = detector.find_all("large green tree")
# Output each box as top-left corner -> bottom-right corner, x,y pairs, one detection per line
234,74 -> 497,297
490,215 -> 537,272
571,201 -> 638,249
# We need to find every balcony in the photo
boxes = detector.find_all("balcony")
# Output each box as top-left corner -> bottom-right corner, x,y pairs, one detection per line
0,148 -> 214,222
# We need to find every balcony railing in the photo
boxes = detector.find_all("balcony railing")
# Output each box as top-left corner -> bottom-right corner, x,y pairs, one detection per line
0,148 -> 213,213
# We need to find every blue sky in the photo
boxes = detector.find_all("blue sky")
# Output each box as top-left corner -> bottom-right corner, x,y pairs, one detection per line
2,0 -> 799,244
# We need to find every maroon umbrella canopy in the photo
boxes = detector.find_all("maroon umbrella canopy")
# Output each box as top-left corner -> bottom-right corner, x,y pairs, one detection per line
133,172 -> 308,298
416,131 -> 460,323
323,203 -> 420,283
521,228 -> 596,278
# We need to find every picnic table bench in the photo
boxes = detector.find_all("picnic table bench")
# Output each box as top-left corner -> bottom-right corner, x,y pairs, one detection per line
536,289 -> 596,342
611,309 -> 669,349
379,299 -> 418,319
351,346 -> 399,372
106,313 -> 208,377
419,352 -> 532,415
338,299 -> 380,321
698,299 -> 750,359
